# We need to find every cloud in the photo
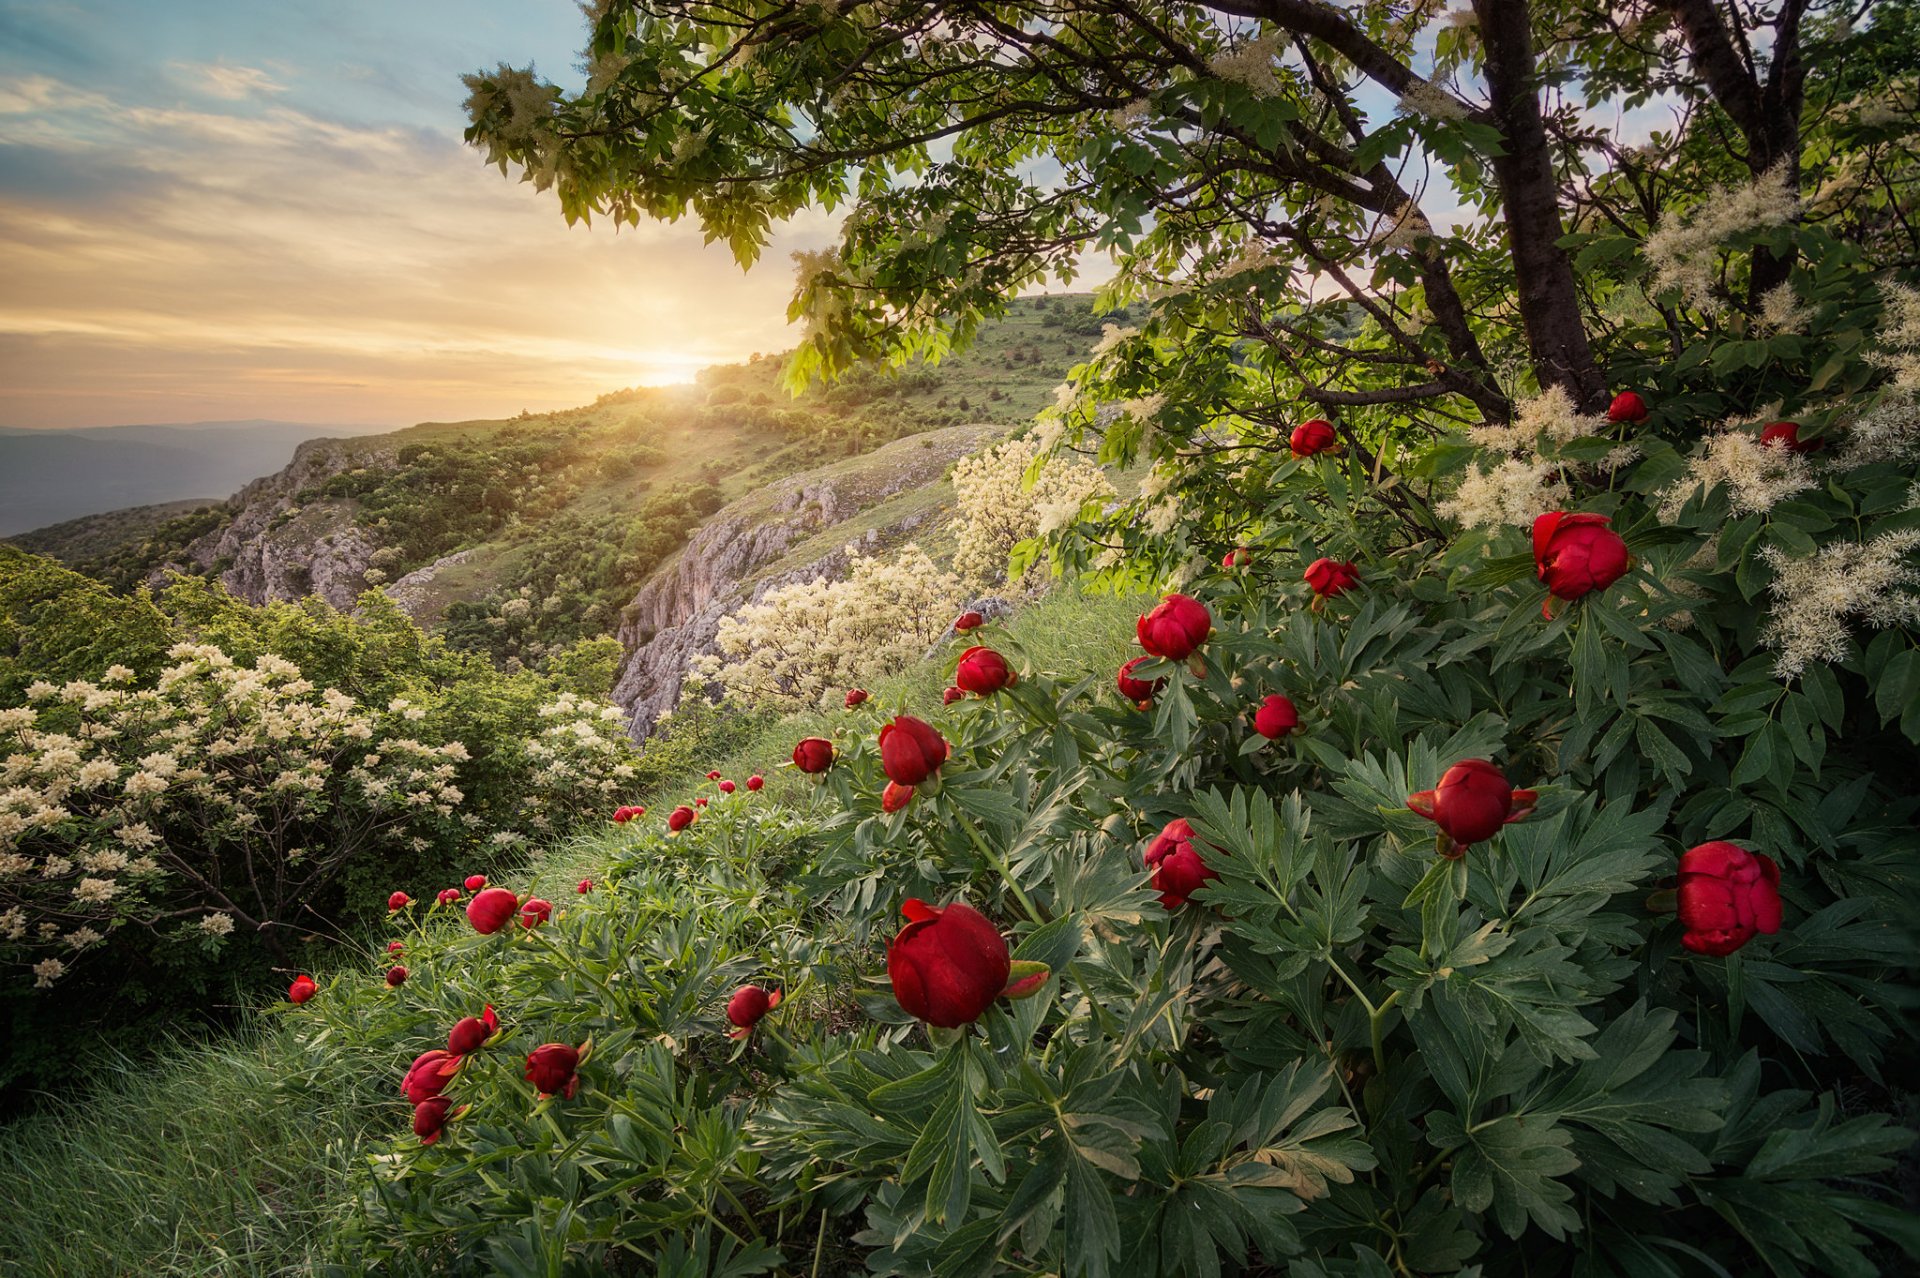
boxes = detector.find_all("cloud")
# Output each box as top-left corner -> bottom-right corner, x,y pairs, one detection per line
170,60 -> 286,100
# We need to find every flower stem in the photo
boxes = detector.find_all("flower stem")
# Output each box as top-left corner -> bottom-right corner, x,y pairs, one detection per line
953,809 -> 1046,926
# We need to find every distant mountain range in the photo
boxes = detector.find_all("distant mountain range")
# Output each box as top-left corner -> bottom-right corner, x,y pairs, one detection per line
0,421 -> 392,536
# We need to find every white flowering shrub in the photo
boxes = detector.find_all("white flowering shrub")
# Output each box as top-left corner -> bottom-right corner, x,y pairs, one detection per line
949,436 -> 1114,587
699,545 -> 966,710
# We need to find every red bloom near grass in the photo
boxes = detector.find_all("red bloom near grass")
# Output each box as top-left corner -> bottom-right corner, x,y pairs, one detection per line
435,888 -> 461,906
466,887 -> 518,935
879,715 -> 948,786
1406,759 -> 1537,857
1289,418 -> 1338,457
1533,512 -> 1630,602
1304,558 -> 1360,599
519,898 -> 552,929
402,1049 -> 461,1104
385,965 -> 408,987
288,974 -> 317,1004
668,805 -> 696,831
387,891 -> 411,912
1607,391 -> 1650,423
1136,593 -> 1211,660
464,874 -> 487,892
412,1096 -> 457,1145
792,738 -> 835,774
524,1043 -> 581,1099
1759,420 -> 1822,454
1143,818 -> 1218,909
1116,656 -> 1165,708
1222,547 -> 1250,568
886,899 -> 1012,1028
611,805 -> 645,823
844,688 -> 869,708
882,780 -> 916,813
943,686 -> 964,705
447,1006 -> 499,1055
953,610 -> 984,632
955,646 -> 1016,696
1253,694 -> 1298,739
1677,842 -> 1783,956
387,940 -> 405,954
746,774 -> 764,791
726,985 -> 783,1039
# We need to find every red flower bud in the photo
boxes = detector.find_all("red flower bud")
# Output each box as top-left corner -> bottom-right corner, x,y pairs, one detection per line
668,805 -> 696,831
695,796 -> 709,807
1116,656 -> 1165,708
466,887 -> 518,935
1143,818 -> 1219,909
1607,391 -> 1650,424
882,780 -> 916,813
1253,694 -> 1298,739
792,737 -> 835,774
955,646 -> 1017,696
1533,511 -> 1630,602
878,715 -> 948,786
577,878 -> 593,894
412,1096 -> 456,1145
1406,759 -> 1537,855
844,688 -> 869,708
954,611 -> 984,632
718,779 -> 736,794
1304,558 -> 1360,599
1677,842 -> 1782,956
886,899 -> 1011,1028
746,774 -> 764,791
387,891 -> 411,912
611,804 -> 644,823
447,1005 -> 499,1055
943,686 -> 965,705
435,888 -> 461,906
385,965 -> 408,987
1136,593 -> 1212,660
524,1043 -> 581,1100
519,898 -> 551,929
726,985 -> 783,1038
464,874 -> 487,892
402,1048 -> 461,1104
387,940 -> 405,955
1758,420 -> 1822,454
1222,547 -> 1250,568
1289,418 -> 1338,458
288,973 -> 317,1004
706,770 -> 721,781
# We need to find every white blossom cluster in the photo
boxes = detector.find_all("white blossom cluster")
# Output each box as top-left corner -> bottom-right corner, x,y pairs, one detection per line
1759,529 -> 1920,676
1207,32 -> 1283,97
1644,167 -> 1800,311
1440,387 -> 1626,529
699,545 -> 968,710
516,693 -> 637,823
0,646 -> 470,988
1657,427 -> 1817,521
950,437 -> 1116,586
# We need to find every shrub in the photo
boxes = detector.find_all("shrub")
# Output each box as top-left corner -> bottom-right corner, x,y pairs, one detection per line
949,436 -> 1113,588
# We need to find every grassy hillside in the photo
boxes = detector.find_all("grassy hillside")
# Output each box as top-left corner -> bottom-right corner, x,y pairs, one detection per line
4,499 -> 224,564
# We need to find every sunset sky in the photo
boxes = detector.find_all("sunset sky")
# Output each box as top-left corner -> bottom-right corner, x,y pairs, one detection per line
0,0 -> 842,429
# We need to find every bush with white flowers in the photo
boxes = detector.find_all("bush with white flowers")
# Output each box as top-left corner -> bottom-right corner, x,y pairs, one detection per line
949,435 -> 1114,588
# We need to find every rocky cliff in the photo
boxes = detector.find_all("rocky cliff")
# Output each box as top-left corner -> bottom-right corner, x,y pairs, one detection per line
612,423 -> 1000,740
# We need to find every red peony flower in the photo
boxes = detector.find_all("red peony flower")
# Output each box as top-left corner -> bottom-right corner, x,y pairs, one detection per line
943,686 -> 965,705
519,898 -> 552,929
524,1043 -> 581,1100
1304,558 -> 1360,599
718,779 -> 736,794
1607,391 -> 1650,424
668,805 -> 696,831
435,888 -> 462,906
844,688 -> 869,709
577,879 -> 593,894
1136,593 -> 1212,661
1222,547 -> 1250,568
387,891 -> 411,912
882,780 -> 916,813
1253,694 -> 1298,739
1116,656 -> 1165,708
954,610 -> 984,632
878,715 -> 948,786
1533,511 -> 1631,602
288,973 -> 317,1004
385,965 -> 408,987
886,899 -> 1012,1028
695,796 -> 709,808
1677,842 -> 1783,956
387,939 -> 405,954
706,770 -> 722,781
447,1005 -> 499,1056
1758,420 -> 1822,454
464,874 -> 487,892
466,887 -> 518,935
612,805 -> 645,823
746,774 -> 764,791
1290,418 -> 1339,458
955,646 -> 1017,696
1406,759 -> 1537,856
792,737 -> 835,774
1143,818 -> 1219,909
402,1048 -> 462,1104
726,985 -> 783,1039
412,1095 -> 458,1145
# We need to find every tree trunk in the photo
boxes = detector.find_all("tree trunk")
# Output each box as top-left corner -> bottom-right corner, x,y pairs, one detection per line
1470,0 -> 1608,410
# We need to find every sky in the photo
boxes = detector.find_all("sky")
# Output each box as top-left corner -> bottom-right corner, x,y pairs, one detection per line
0,0 -> 840,429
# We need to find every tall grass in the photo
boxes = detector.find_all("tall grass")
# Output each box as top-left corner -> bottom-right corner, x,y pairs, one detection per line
0,584 -> 1152,1273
